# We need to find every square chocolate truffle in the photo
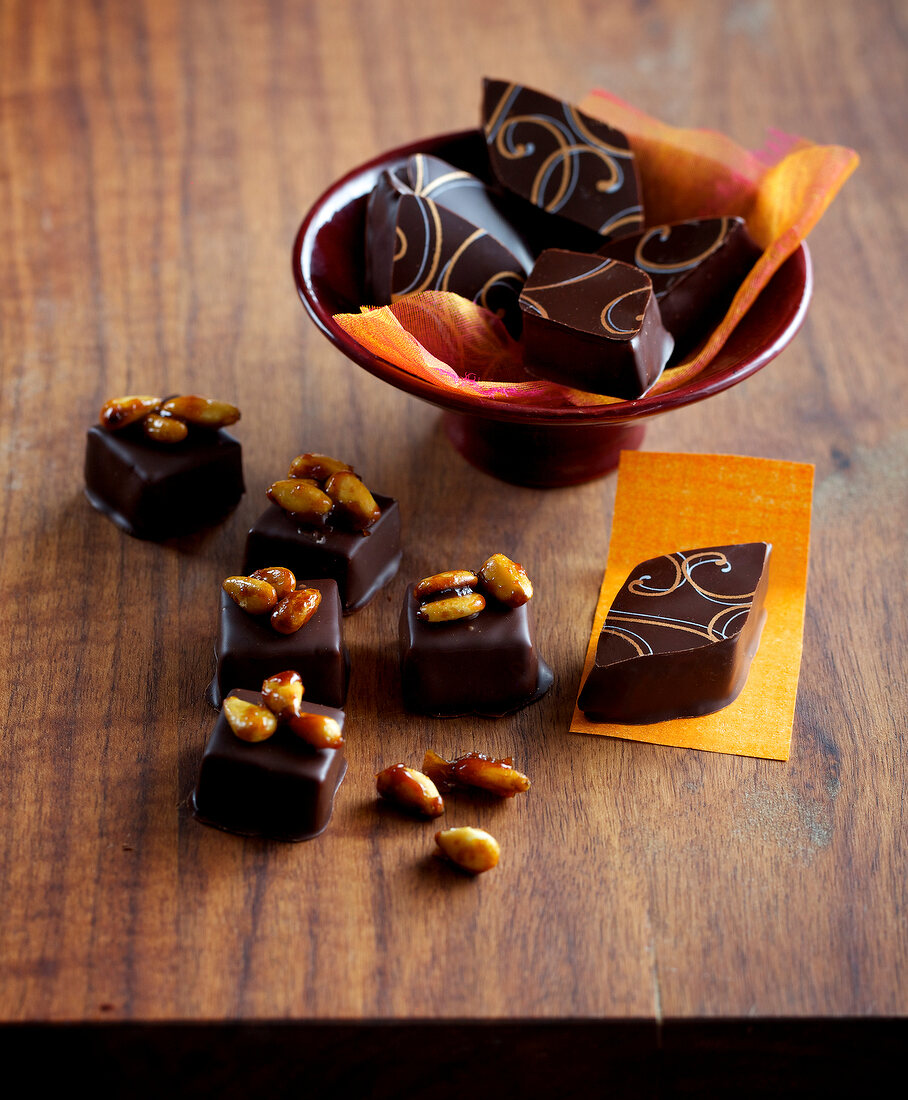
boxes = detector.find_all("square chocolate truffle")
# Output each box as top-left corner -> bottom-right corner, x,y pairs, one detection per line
208,578 -> 348,708
244,496 -> 401,614
193,689 -> 347,842
84,423 -> 244,540
399,583 -> 553,717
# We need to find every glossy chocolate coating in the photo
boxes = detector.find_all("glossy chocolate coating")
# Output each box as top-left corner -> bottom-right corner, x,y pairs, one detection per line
599,216 -> 763,358
578,543 -> 771,724
193,689 -> 346,842
482,79 -> 643,239
399,583 -> 553,716
84,423 -> 243,540
405,153 -> 535,273
207,578 -> 349,709
244,495 -> 401,614
519,250 -> 673,398
366,170 -> 527,334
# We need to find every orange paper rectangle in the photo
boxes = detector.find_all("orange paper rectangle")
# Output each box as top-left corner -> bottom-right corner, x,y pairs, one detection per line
571,451 -> 814,759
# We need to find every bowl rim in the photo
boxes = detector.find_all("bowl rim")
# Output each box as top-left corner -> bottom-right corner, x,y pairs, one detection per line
293,128 -> 813,426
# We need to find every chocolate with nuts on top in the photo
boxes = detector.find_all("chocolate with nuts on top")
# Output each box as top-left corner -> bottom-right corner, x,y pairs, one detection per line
244,494 -> 401,614
482,78 -> 643,239
193,689 -> 347,842
399,562 -> 553,716
208,578 -> 348,709
245,455 -> 400,614
519,249 -> 673,398
598,216 -> 763,358
578,543 -> 771,724
85,408 -> 243,540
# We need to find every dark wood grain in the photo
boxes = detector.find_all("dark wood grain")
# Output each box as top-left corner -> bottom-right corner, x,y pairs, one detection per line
1,0 -> 905,1066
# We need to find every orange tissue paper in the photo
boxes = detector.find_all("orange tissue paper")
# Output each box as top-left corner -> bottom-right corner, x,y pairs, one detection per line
571,451 -> 815,760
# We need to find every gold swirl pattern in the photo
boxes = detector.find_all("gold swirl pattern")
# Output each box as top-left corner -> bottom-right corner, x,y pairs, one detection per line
393,226 -> 407,263
524,257 -> 618,295
389,194 -> 522,315
633,218 -> 731,275
476,269 -> 524,314
484,82 -> 640,232
613,549 -> 760,645
600,287 -> 647,337
393,196 -> 444,297
439,227 -> 487,292
410,154 -> 478,200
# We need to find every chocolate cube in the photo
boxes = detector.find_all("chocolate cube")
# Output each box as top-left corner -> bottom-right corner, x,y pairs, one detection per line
244,496 -> 401,614
208,578 -> 348,708
399,584 -> 553,716
84,423 -> 244,540
193,689 -> 347,841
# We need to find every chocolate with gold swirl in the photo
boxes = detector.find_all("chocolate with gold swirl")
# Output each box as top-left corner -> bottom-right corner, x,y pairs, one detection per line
365,156 -> 529,334
599,216 -> 763,357
518,249 -> 673,398
482,79 -> 643,239
578,543 -> 772,724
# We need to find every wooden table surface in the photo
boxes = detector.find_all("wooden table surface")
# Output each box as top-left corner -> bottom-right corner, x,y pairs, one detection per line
2,0 -> 905,1093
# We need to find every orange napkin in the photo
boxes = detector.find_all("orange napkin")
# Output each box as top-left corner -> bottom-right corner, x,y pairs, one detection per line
570,451 -> 814,759
334,91 -> 857,408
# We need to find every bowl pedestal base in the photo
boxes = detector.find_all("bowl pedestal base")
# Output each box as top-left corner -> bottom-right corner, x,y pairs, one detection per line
442,412 -> 647,488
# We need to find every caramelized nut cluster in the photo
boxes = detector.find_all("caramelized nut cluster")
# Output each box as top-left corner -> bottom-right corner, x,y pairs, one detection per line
99,394 -> 240,443
415,553 -> 533,624
375,749 -> 531,874
223,671 -> 343,750
222,568 -> 321,635
267,453 -> 380,531
422,750 -> 531,798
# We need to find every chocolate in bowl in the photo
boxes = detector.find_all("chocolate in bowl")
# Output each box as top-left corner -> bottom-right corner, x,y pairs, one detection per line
293,130 -> 811,488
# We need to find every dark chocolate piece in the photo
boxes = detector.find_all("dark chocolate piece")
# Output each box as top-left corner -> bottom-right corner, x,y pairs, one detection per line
578,543 -> 771,724
84,423 -> 243,540
208,578 -> 348,709
193,689 -> 347,842
367,175 -> 527,333
399,583 -> 553,717
482,79 -> 643,239
519,250 -> 673,398
598,216 -> 763,358
404,153 -> 535,274
244,495 -> 401,614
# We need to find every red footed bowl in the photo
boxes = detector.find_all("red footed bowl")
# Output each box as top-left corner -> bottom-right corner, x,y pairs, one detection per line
293,129 -> 812,487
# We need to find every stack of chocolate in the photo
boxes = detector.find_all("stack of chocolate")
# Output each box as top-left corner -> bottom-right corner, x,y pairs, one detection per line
364,79 -> 762,399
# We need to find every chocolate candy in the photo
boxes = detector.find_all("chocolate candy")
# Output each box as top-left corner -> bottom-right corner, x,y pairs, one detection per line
578,543 -> 771,724
366,158 -> 528,333
193,689 -> 347,841
519,249 -> 674,398
208,578 -> 348,709
399,583 -> 553,716
84,422 -> 244,540
367,153 -> 534,299
482,79 -> 643,239
598,216 -> 763,358
244,495 -> 401,614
